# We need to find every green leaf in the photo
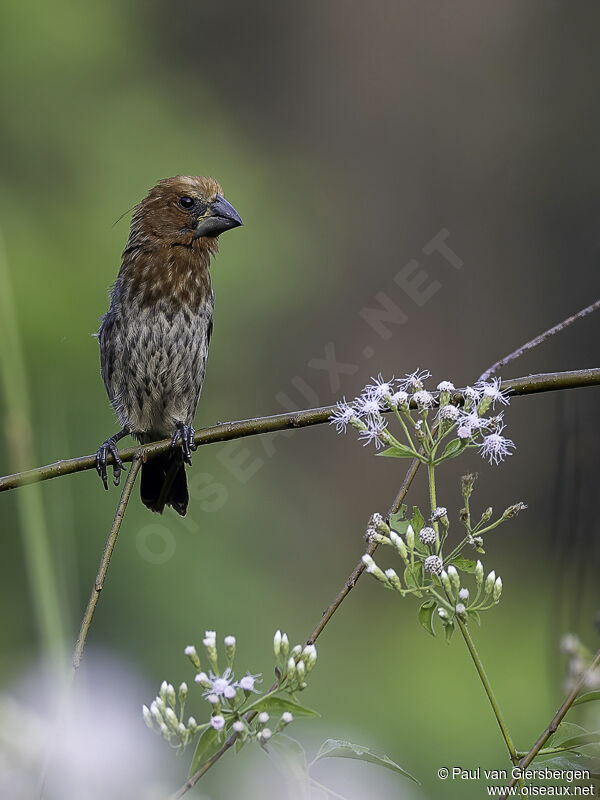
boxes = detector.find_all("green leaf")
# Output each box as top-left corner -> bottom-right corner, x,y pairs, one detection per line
553,730 -> 600,750
269,735 -> 311,800
440,438 -> 466,460
189,726 -> 221,777
449,556 -> 477,573
378,444 -> 416,459
250,696 -> 320,718
403,562 -> 423,594
467,609 -> 481,626
410,506 -> 425,534
313,739 -> 419,784
444,622 -> 455,643
534,754 -> 587,772
389,506 -> 407,530
574,691 -> 600,707
418,600 -> 436,636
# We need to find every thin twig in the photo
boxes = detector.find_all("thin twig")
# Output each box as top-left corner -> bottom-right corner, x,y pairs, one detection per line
499,649 -> 600,799
72,455 -> 142,671
1,369 -> 599,494
479,299 -> 600,382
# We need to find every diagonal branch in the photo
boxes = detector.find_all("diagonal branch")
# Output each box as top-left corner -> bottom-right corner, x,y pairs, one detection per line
72,454 -> 142,671
1,369 -> 600,494
499,648 -> 600,799
479,299 -> 600,382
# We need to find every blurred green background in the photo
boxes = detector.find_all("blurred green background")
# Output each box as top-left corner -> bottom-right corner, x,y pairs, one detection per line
1,1 -> 599,797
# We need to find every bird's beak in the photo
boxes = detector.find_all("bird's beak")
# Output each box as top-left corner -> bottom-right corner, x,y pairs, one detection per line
193,195 -> 243,238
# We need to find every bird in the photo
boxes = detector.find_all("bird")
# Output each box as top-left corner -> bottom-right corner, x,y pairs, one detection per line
95,175 -> 242,515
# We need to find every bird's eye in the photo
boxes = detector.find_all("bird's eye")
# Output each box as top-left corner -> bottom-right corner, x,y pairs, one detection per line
178,196 -> 195,209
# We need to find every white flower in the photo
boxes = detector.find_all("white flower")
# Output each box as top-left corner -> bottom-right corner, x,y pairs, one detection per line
475,377 -> 510,406
460,411 -> 490,431
237,672 -> 261,693
210,715 -> 225,732
355,395 -> 382,418
258,712 -> 269,724
389,390 -> 409,407
439,404 -> 460,421
184,645 -> 197,657
455,603 -> 466,615
281,712 -> 293,724
437,381 -> 455,392
419,527 -> 437,546
412,389 -> 434,408
358,420 -> 386,449
463,385 -> 481,401
424,555 -> 443,575
457,424 -> 472,440
224,635 -> 236,647
202,668 -> 236,700
194,672 -> 210,686
364,373 -> 394,401
362,554 -> 377,573
233,720 -> 244,733
458,588 -> 470,601
204,630 -> 216,641
431,507 -> 447,521
206,694 -> 219,704
329,400 -> 355,433
259,728 -> 272,742
479,428 -> 515,465
398,368 -> 431,391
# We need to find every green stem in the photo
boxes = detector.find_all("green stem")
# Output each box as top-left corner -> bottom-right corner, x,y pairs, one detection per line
457,618 -> 519,766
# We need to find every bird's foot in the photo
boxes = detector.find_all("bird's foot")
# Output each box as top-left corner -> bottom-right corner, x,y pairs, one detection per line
95,435 -> 127,489
171,422 -> 197,465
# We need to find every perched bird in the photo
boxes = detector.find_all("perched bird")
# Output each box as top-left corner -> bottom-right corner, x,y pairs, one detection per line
95,176 -> 242,515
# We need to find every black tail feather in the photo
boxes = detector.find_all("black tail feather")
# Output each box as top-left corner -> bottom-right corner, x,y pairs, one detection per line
140,453 -> 188,516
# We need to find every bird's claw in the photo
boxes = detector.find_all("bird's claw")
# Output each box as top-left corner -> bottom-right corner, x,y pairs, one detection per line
171,423 -> 196,465
95,437 -> 126,489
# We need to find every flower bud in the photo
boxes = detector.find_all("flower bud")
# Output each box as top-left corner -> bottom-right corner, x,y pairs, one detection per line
390,531 -> 408,561
493,576 -> 503,601
440,570 -> 452,594
224,635 -> 236,660
258,712 -> 269,724
280,633 -> 290,660
184,645 -> 201,669
290,644 -> 302,659
233,720 -> 244,733
302,644 -> 318,671
455,603 -> 466,616
286,657 -> 296,682
484,570 -> 496,594
155,696 -> 166,715
273,629 -> 282,658
160,722 -> 169,739
481,507 -> 493,523
447,565 -> 460,591
150,700 -> 163,726
458,587 -> 470,601
385,568 -> 402,591
178,682 -> 188,704
210,715 -> 225,732
281,712 -> 293,725
259,728 -> 272,742
159,681 -> 168,703
405,524 -> 415,551
166,683 -> 177,709
502,502 -> 527,519
165,707 -> 179,732
296,660 -> 306,683
187,717 -> 197,729
361,553 -> 388,584
475,560 -> 484,585
142,705 -> 153,729
438,608 -> 449,620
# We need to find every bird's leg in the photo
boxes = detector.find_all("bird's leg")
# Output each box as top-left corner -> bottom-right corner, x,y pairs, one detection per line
170,422 -> 196,466
95,428 -> 129,489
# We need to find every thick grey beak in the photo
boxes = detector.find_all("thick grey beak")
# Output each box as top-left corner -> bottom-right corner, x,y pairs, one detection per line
194,195 -> 243,238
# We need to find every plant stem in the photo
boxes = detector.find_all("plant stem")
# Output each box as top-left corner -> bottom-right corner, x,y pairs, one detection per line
72,455 -> 142,672
457,618 -> 519,766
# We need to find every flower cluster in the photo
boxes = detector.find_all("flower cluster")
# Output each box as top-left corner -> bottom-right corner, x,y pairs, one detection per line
329,369 -> 515,466
361,469 -> 525,640
143,630 -> 318,756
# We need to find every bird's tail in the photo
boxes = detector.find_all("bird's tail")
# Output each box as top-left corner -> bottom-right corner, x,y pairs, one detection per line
140,453 -> 188,516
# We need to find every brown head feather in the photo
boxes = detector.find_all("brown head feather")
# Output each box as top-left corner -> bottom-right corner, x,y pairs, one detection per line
118,176 -> 224,310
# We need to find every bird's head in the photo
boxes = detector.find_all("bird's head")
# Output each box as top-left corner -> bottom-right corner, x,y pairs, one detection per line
128,175 -> 243,249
